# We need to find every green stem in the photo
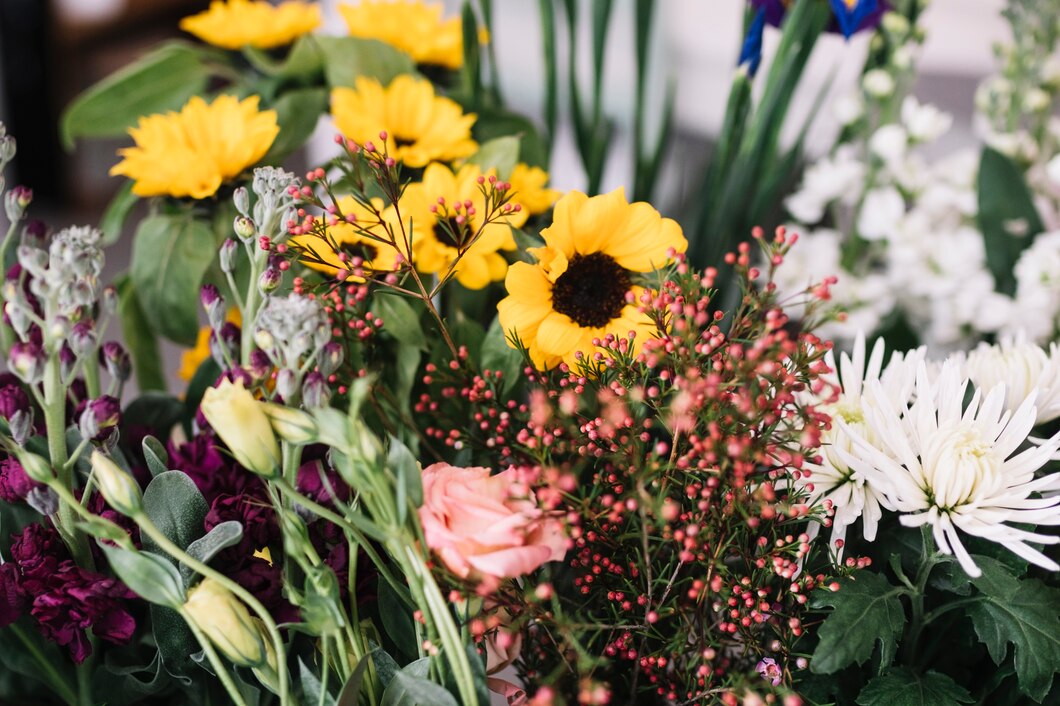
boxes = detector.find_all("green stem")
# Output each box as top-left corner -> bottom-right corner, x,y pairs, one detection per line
83,358 -> 101,400
181,607 -> 251,706
240,250 -> 265,366
6,623 -> 78,706
901,527 -> 942,667
136,516 -> 291,705
43,355 -> 93,569
76,659 -> 92,706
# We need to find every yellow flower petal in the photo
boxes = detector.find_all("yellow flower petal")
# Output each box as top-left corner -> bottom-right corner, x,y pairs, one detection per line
339,0 -> 465,69
181,0 -> 321,50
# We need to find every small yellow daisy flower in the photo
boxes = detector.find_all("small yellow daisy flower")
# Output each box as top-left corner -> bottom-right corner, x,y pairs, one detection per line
180,0 -> 322,50
497,188 -> 687,370
111,95 -> 279,199
508,163 -> 560,216
331,75 -> 477,168
290,196 -> 404,281
339,0 -> 464,69
403,162 -> 527,290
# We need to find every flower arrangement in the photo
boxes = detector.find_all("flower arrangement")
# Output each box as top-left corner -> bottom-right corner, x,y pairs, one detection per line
2,1 -> 1060,705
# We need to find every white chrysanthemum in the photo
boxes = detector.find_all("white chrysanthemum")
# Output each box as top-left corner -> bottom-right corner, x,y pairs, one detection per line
963,337 -> 1060,425
797,333 -> 923,556
835,360 -> 1060,578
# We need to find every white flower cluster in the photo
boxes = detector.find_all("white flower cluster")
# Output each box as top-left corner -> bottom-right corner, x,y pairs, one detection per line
799,333 -> 1060,578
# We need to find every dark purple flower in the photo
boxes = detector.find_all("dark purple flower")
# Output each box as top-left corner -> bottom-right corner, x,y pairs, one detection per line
78,395 -> 122,442
9,340 -> 45,384
169,434 -> 261,502
248,350 -> 273,381
69,321 -> 97,358
22,219 -> 49,246
229,558 -> 299,624
0,562 -> 27,627
100,341 -> 131,382
10,524 -> 67,590
204,493 -> 278,560
0,457 -> 42,503
0,381 -> 29,421
297,459 -> 350,506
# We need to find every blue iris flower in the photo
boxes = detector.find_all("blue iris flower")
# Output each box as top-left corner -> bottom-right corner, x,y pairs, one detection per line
738,7 -> 768,77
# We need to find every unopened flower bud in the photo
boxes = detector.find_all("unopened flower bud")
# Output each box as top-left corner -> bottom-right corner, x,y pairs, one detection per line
200,379 -> 280,477
302,371 -> 329,409
248,350 -> 272,381
48,316 -> 71,346
99,285 -> 118,318
0,135 -> 15,164
101,341 -> 131,382
219,239 -> 239,274
233,186 -> 251,217
4,186 -> 32,222
9,341 -> 44,384
80,396 -> 122,443
20,219 -> 48,248
863,68 -> 895,98
16,244 -> 47,278
14,448 -> 53,484
254,328 -> 275,353
261,403 -> 317,444
210,322 -> 241,365
318,342 -> 344,377
4,301 -> 31,339
59,345 -> 76,380
234,216 -> 256,241
8,409 -> 33,446
70,321 -> 97,358
274,368 -> 298,401
25,486 -> 59,516
258,266 -> 282,295
881,11 -> 909,37
183,578 -> 268,667
90,450 -> 142,516
201,284 -> 226,331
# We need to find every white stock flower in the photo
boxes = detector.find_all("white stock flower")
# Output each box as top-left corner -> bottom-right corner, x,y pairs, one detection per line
833,93 -> 864,126
1008,231 -> 1060,342
1047,154 -> 1060,188
857,187 -> 905,241
863,69 -> 895,98
785,147 -> 865,224
869,124 -> 908,167
798,333 -> 923,556
900,96 -> 953,143
835,360 -> 1060,578
964,337 -> 1060,425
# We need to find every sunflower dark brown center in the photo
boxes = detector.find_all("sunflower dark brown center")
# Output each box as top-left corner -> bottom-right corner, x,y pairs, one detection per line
551,252 -> 632,328
339,241 -> 378,262
393,135 -> 416,149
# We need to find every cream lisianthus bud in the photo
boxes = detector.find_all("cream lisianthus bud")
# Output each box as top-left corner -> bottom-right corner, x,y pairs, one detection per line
183,578 -> 268,667
14,448 -> 53,484
200,379 -> 280,477
251,618 -> 281,693
90,451 -> 142,516
261,402 -> 317,444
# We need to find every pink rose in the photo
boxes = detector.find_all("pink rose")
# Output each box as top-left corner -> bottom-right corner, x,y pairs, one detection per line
419,464 -> 567,583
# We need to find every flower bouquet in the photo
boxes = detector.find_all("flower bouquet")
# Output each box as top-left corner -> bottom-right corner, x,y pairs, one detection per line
2,1 -> 1060,705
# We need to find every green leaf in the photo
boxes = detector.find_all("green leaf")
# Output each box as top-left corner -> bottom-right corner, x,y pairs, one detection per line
130,214 -> 216,345
316,36 -> 416,89
243,35 -> 324,79
389,435 -> 423,509
460,1 -> 484,109
967,554 -> 1060,701
262,87 -> 327,165
116,276 -> 167,392
467,136 -> 520,179
61,42 -> 215,149
381,667 -> 460,706
372,295 -> 426,350
299,657 -> 336,706
856,667 -> 973,706
472,108 -> 549,168
977,147 -> 1046,296
123,393 -> 185,440
810,571 -> 907,674
480,315 -> 523,395
142,471 -> 209,556
99,181 -> 139,247
142,436 -> 170,477
378,575 -> 418,661
337,654 -> 372,706
151,605 -> 198,679
181,521 -> 244,584
101,544 -> 185,608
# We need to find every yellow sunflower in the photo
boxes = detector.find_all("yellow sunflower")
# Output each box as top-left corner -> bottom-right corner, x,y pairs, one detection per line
402,162 -> 527,290
180,309 -> 242,381
331,76 -> 477,168
339,0 -> 464,69
111,95 -> 279,199
497,188 -> 687,370
290,196 -> 404,281
180,0 -> 321,50
508,163 -> 560,216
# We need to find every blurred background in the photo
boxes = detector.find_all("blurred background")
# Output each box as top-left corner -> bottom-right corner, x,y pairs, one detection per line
0,0 -> 1011,284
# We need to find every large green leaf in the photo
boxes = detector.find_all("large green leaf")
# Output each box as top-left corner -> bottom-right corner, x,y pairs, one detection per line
99,180 -> 139,247
61,42 -> 215,149
480,315 -> 523,395
141,471 -> 209,557
316,36 -> 416,89
372,295 -> 427,350
472,108 -> 549,168
101,544 -> 186,608
967,555 -> 1060,701
262,87 -> 328,165
810,571 -> 907,674
116,275 -> 167,392
467,136 -> 520,179
380,663 -> 459,706
181,521 -> 244,584
122,392 -> 185,440
130,214 -> 216,345
977,147 -> 1046,296
856,667 -> 973,706
243,35 -> 324,79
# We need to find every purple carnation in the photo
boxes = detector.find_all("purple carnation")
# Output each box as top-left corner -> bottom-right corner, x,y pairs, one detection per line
170,434 -> 261,502
0,381 -> 29,421
0,458 -> 42,503
10,524 -> 67,590
0,562 -> 27,627
297,458 -> 350,506
204,492 -> 278,560
229,558 -> 299,624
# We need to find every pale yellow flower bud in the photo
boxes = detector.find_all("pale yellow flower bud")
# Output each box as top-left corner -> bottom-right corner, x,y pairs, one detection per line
200,379 -> 280,477
261,402 -> 317,444
90,451 -> 142,516
183,578 -> 268,667
251,618 -> 281,694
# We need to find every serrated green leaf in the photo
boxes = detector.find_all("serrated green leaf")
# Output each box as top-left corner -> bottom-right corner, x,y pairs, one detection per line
978,147 -> 1045,296
810,571 -> 907,674
316,36 -> 416,89
60,42 -> 215,149
116,276 -> 167,392
101,544 -> 185,608
130,214 -> 216,345
967,554 -> 1060,701
856,667 -> 973,706
468,136 -> 520,179
142,471 -> 209,556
